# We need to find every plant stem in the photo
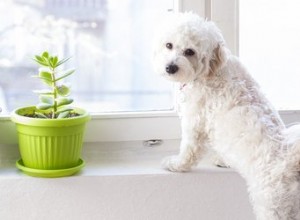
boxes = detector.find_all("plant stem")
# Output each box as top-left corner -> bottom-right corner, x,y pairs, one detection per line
51,67 -> 57,119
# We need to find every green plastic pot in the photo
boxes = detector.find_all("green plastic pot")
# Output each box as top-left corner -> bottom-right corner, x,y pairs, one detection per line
11,106 -> 90,177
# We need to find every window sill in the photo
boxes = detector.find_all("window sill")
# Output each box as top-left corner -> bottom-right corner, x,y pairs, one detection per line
0,139 -> 235,178
0,139 -> 255,220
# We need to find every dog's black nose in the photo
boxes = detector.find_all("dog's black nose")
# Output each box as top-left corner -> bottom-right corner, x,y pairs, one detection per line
166,64 -> 179,74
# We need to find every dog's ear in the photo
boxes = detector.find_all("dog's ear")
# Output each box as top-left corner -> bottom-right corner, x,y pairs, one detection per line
208,43 -> 227,77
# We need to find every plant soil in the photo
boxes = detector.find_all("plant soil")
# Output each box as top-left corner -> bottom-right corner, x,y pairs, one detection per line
24,112 -> 81,119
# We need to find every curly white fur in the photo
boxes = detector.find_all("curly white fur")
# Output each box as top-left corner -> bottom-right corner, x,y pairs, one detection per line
153,12 -> 300,220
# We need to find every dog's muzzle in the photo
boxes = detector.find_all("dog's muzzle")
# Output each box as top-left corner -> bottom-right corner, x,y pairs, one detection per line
166,64 -> 179,74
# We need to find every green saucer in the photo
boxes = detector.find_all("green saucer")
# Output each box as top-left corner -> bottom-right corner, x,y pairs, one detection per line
16,159 -> 85,178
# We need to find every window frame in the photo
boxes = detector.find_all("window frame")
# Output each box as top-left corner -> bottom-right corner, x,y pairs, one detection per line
0,0 -> 299,145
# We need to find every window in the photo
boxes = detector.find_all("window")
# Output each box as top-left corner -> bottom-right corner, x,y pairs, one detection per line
239,1 -> 300,110
0,0 -> 239,143
2,0 -> 298,144
0,0 -> 174,114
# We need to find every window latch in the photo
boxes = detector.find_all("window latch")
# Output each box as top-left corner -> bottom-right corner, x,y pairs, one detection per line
143,139 -> 163,147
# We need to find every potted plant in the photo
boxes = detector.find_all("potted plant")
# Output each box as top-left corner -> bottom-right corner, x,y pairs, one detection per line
11,51 -> 90,178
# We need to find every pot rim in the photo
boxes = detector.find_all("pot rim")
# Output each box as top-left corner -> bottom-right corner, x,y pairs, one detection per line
11,106 -> 90,127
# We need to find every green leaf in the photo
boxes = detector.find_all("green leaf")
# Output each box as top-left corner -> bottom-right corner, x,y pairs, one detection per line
33,89 -> 54,95
39,71 -> 52,79
38,71 -> 53,86
35,112 -> 48,118
55,69 -> 75,82
31,75 -> 52,86
56,57 -> 71,67
49,57 -> 55,68
57,111 -> 70,118
56,97 -> 73,107
39,95 -> 54,105
42,51 -> 49,58
33,56 -> 48,67
56,85 -> 70,96
35,55 -> 44,62
45,58 -> 52,67
53,56 -> 58,67
56,107 -> 73,114
36,103 -> 53,110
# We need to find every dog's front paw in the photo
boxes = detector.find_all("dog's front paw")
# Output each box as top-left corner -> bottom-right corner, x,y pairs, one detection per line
212,155 -> 230,168
161,155 -> 191,172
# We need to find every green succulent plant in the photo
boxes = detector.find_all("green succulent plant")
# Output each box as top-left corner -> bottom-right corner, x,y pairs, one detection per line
32,51 -> 76,119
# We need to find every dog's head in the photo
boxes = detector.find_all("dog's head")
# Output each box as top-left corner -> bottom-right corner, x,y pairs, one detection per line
153,12 -> 228,84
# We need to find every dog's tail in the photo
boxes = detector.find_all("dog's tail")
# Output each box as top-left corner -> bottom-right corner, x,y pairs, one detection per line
284,124 -> 300,170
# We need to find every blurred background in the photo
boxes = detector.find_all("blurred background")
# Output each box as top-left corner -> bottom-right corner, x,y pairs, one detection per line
2,0 -> 299,114
0,0 -> 174,114
240,0 -> 300,110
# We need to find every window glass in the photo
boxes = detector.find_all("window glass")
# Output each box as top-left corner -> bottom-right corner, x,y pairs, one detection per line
239,1 -> 300,110
0,0 -> 174,114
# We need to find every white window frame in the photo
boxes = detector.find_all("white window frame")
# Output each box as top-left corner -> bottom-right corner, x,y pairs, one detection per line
0,0 -> 299,145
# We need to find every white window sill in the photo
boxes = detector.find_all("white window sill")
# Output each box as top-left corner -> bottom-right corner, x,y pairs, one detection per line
0,139 -> 255,220
75,140 -> 237,176
1,139 -> 235,177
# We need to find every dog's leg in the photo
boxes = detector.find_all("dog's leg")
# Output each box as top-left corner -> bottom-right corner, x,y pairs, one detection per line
247,170 -> 300,220
161,142 -> 205,172
162,124 -> 208,172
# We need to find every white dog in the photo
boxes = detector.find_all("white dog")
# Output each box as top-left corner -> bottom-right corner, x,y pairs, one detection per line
153,12 -> 300,220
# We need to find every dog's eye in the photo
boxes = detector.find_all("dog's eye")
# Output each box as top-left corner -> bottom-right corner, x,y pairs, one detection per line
184,49 -> 195,56
166,43 -> 173,49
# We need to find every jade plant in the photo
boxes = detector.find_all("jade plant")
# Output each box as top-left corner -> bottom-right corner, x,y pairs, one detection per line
32,51 -> 76,119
